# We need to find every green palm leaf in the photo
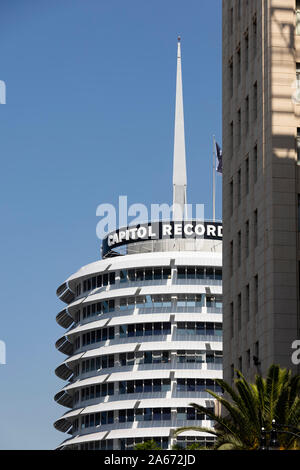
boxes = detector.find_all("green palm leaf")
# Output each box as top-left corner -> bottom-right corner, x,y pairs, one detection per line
174,364 -> 300,450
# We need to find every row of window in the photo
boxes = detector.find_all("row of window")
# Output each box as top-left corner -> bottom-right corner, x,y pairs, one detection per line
119,379 -> 171,395
228,1 -> 254,34
229,146 -> 258,214
120,267 -> 222,282
83,272 -> 115,292
75,321 -> 222,349
229,83 -> 257,158
74,377 -> 223,405
177,378 -> 222,393
78,440 -> 113,450
176,322 -> 222,336
73,350 -> 223,377
75,265 -> 223,297
120,437 -> 169,450
74,379 -> 171,404
229,211 -> 258,273
81,300 -> 115,320
228,20 -> 257,92
74,382 -> 115,404
230,276 -> 258,338
75,294 -> 222,323
81,327 -> 115,347
177,350 -> 223,364
119,322 -> 171,338
231,341 -> 260,378
79,355 -> 114,375
174,435 -> 215,450
120,267 -> 171,282
74,407 -> 215,431
230,85 -> 258,144
177,267 -> 222,281
77,436 -> 216,450
75,322 -> 172,349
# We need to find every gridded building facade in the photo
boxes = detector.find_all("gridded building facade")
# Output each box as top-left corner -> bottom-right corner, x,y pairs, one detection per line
222,0 -> 300,383
54,238 -> 222,449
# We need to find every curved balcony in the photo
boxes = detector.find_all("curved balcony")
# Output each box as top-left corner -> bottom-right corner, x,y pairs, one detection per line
54,390 -> 73,408
57,281 -> 75,305
55,362 -> 74,381
55,336 -> 73,356
56,308 -> 74,329
54,417 -> 73,433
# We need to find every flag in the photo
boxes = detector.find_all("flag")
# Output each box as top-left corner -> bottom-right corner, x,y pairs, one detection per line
215,142 -> 223,173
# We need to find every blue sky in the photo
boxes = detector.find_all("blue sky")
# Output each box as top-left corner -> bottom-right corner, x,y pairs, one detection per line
0,0 -> 222,449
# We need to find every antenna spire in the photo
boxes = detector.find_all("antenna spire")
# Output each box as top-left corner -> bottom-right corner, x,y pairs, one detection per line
172,36 -> 187,220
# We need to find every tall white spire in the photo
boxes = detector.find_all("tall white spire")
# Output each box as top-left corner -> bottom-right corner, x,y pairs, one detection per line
173,36 -> 187,221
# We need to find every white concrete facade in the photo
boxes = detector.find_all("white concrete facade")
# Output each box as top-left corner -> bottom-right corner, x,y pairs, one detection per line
54,244 -> 223,450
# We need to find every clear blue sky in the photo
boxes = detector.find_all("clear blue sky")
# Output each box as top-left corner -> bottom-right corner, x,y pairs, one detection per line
0,0 -> 222,449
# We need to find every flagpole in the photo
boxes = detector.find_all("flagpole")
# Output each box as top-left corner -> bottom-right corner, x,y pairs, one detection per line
213,135 -> 216,222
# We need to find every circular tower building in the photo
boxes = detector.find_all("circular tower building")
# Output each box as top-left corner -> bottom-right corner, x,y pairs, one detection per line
54,39 -> 223,450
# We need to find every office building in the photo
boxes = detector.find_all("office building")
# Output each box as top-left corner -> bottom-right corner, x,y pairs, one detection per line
222,0 -> 300,383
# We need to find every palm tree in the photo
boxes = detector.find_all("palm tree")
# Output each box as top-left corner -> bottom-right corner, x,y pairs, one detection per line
134,439 -> 161,450
174,364 -> 300,450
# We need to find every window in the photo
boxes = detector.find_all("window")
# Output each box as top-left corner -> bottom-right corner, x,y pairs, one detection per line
254,209 -> 258,247
247,349 -> 251,369
237,0 -> 241,21
245,96 -> 249,133
238,356 -> 243,372
177,267 -> 186,279
245,284 -> 250,322
144,269 -> 152,281
253,82 -> 258,120
230,7 -> 234,35
237,231 -> 241,267
254,341 -> 259,364
230,121 -> 234,157
230,302 -> 234,338
296,1 -> 300,35
230,240 -> 234,276
254,275 -> 258,315
245,156 -> 249,194
298,195 -> 300,231
297,129 -> 300,163
253,144 -> 258,182
237,47 -> 241,85
253,15 -> 257,57
120,269 -> 128,283
244,31 -> 249,71
245,220 -> 249,258
229,60 -> 233,97
238,293 -> 242,330
237,168 -> 241,205
230,180 -> 233,215
237,109 -> 241,145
